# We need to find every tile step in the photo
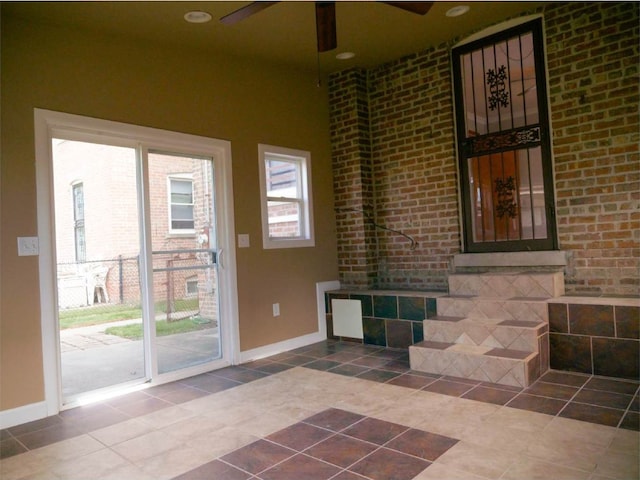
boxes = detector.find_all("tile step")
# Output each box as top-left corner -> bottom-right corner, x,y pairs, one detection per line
409,341 -> 541,388
423,317 -> 548,352
436,296 -> 549,323
447,271 -> 565,298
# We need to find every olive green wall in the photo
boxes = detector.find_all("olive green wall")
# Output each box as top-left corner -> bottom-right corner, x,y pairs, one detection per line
0,15 -> 338,411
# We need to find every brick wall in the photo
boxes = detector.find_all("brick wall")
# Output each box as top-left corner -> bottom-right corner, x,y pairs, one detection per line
329,69 -> 378,288
368,45 -> 458,290
328,2 -> 639,295
545,2 -> 639,295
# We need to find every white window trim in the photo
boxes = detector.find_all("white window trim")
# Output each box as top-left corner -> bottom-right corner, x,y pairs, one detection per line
167,173 -> 195,235
258,144 -> 314,249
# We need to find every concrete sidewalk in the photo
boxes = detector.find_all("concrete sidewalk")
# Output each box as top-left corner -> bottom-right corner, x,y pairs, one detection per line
59,316 -> 220,398
60,319 -> 139,352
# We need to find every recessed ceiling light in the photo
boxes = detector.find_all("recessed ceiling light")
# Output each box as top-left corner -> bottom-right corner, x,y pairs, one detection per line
184,11 -> 212,23
446,5 -> 470,17
336,52 -> 356,60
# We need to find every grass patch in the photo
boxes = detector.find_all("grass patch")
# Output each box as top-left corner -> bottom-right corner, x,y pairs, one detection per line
105,317 -> 212,340
59,305 -> 142,329
59,298 -> 200,330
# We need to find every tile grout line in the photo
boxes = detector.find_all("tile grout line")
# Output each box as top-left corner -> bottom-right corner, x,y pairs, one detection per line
614,382 -> 640,430
554,375 -> 592,419
239,415 -> 383,480
305,414 -> 436,480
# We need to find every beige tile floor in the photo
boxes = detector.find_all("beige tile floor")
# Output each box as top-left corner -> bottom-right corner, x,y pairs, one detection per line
1,366 -> 638,480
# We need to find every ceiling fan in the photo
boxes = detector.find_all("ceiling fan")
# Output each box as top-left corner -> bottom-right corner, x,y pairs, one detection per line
220,2 -> 434,53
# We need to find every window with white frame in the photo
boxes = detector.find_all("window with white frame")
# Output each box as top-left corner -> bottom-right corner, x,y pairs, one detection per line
258,144 -> 314,248
168,174 -> 195,233
72,182 -> 86,263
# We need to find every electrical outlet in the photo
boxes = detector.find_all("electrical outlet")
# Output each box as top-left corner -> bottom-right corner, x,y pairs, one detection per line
17,237 -> 39,256
272,303 -> 280,317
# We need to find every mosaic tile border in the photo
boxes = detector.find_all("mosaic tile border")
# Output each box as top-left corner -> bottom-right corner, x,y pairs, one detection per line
175,408 -> 459,480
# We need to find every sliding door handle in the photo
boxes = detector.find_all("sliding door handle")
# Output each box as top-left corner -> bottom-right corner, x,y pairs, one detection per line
217,248 -> 224,269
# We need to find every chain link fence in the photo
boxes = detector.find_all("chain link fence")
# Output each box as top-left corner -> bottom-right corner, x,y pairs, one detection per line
57,255 -> 218,326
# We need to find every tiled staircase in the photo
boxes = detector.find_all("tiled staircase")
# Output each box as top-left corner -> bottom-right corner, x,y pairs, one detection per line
409,272 -> 564,388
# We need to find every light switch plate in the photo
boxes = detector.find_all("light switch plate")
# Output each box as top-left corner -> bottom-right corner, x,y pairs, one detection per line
17,236 -> 39,256
238,234 -> 250,248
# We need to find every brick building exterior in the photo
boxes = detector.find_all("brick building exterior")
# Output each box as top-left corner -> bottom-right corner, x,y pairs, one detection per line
329,2 -> 639,296
52,141 -> 217,320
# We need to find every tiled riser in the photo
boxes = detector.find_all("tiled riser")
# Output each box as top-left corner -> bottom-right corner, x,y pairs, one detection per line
409,271 -> 560,387
409,346 -> 536,388
437,297 -> 548,323
448,272 -> 565,298
325,290 -> 443,349
549,302 -> 640,380
423,320 -> 544,352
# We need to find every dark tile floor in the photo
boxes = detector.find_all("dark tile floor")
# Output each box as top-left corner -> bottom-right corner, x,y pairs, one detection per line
175,408 -> 459,480
1,340 -> 638,462
275,341 -> 640,431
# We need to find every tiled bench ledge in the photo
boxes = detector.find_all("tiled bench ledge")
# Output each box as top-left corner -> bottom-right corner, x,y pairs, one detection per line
325,290 -> 447,349
548,295 -> 640,306
546,296 -> 639,381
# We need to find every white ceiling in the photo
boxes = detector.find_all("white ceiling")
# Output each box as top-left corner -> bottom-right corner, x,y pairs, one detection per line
3,1 -> 546,74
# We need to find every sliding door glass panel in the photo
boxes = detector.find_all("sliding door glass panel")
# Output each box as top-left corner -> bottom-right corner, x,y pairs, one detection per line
147,151 -> 221,374
52,138 -> 145,400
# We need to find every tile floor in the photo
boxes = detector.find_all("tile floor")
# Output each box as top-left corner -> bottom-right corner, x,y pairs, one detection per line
1,340 -> 638,480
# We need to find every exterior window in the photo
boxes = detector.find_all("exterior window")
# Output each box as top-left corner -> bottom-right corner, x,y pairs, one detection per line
185,276 -> 198,296
72,182 -> 86,262
258,144 -> 314,249
168,175 -> 194,233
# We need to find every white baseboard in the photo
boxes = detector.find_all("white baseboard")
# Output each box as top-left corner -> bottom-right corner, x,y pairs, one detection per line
239,331 -> 326,363
0,401 -> 49,429
239,280 -> 339,364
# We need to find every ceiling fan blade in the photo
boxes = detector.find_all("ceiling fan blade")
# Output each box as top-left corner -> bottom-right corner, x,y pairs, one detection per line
383,2 -> 434,15
316,2 -> 337,53
220,2 -> 279,25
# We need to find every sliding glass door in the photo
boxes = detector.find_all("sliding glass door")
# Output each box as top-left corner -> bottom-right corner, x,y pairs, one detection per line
147,151 -> 222,374
39,111 -> 237,407
53,139 -> 146,399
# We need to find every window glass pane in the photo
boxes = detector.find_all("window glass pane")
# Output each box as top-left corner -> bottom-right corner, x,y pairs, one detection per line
169,178 -> 194,230
73,184 -> 84,221
171,219 -> 195,230
171,192 -> 192,204
266,158 -> 300,199
528,146 -> 547,239
170,180 -> 193,204
461,32 -> 539,137
517,149 -> 533,240
186,278 -> 198,296
471,49 -> 488,135
267,200 -> 300,238
75,225 -> 86,263
171,205 -> 193,221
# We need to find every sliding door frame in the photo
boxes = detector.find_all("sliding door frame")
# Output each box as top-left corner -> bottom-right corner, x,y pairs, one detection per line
35,109 -> 240,413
